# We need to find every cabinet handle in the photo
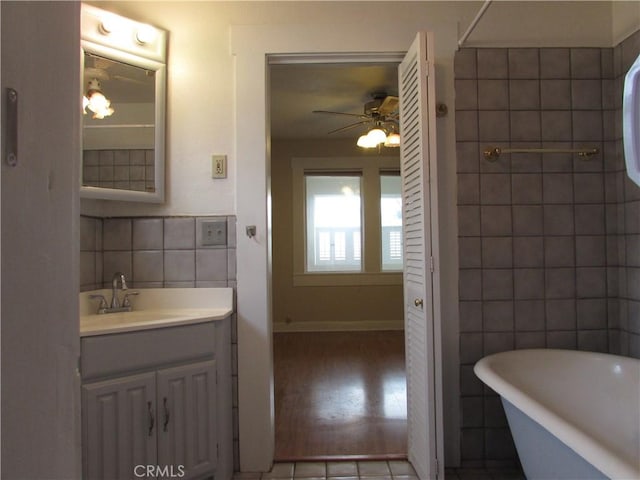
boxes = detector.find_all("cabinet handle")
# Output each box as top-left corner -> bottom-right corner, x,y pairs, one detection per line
163,397 -> 170,432
147,401 -> 155,437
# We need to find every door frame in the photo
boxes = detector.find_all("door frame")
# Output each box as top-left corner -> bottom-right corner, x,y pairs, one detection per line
231,25 -> 451,473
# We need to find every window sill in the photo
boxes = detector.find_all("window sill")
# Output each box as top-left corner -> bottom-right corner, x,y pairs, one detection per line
293,272 -> 402,287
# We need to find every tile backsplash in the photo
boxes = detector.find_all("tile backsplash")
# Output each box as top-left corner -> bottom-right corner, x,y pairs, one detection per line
80,215 -> 236,290
80,214 -> 239,470
455,30 -> 639,467
82,149 -> 155,192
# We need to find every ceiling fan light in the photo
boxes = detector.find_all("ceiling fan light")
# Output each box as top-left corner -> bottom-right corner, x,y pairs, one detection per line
367,128 -> 387,145
357,134 -> 376,148
384,132 -> 401,147
85,78 -> 114,119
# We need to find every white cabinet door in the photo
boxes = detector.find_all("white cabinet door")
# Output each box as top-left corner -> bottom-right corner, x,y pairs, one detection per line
157,359 -> 218,480
83,372 -> 157,480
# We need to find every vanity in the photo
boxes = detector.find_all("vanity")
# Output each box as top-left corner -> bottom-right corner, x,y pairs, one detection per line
78,6 -> 234,479
80,288 -> 234,480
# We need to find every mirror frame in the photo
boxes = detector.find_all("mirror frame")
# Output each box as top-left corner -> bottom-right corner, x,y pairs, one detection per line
80,4 -> 167,203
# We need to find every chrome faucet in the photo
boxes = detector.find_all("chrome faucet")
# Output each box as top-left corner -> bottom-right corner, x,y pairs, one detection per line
110,272 -> 128,308
89,272 -> 139,315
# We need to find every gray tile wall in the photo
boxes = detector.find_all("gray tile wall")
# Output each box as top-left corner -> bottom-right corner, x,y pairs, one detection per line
79,214 -> 240,470
83,149 -> 155,192
455,33 -> 640,467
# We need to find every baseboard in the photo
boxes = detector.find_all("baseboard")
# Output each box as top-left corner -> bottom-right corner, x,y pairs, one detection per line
273,320 -> 404,332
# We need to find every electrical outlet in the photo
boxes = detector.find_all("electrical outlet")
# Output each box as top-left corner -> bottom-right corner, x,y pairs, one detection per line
212,155 -> 227,179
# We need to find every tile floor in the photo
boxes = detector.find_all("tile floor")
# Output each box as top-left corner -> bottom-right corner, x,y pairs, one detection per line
232,460 -> 525,480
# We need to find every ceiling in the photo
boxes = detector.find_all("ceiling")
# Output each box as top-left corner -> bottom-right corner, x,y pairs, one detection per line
269,62 -> 399,140
84,52 -> 155,103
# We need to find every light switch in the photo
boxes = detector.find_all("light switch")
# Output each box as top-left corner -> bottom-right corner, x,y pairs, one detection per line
201,220 -> 227,246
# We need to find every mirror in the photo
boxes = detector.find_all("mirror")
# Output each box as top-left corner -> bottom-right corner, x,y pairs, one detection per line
80,4 -> 167,203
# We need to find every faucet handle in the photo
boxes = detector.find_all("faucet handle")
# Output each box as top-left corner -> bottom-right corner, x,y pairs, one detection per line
89,294 -> 108,313
122,291 -> 139,308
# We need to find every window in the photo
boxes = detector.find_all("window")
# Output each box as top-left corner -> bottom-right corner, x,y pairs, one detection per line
291,156 -> 402,286
380,174 -> 403,271
305,175 -> 362,272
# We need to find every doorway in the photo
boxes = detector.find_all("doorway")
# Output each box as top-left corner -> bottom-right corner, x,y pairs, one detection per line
233,28 -> 446,476
268,60 -> 407,460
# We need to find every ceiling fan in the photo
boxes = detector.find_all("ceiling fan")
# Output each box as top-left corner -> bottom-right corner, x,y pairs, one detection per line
312,92 -> 399,135
84,53 -> 153,86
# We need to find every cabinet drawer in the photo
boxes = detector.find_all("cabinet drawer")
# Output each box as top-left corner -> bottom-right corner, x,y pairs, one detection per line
81,321 -> 217,380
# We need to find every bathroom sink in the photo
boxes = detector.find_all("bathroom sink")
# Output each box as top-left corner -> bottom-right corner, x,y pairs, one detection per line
79,288 -> 233,336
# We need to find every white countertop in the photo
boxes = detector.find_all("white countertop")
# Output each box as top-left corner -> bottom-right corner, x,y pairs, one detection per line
80,288 -> 233,337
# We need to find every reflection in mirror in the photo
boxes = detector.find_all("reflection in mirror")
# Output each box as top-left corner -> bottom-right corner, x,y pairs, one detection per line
83,52 -> 156,193
80,4 -> 167,203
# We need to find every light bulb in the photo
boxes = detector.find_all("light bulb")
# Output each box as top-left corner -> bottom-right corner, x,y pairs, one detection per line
85,78 -> 114,119
384,132 -> 401,147
357,134 -> 370,148
136,24 -> 157,44
87,92 -> 109,112
367,128 -> 387,145
357,134 -> 376,148
99,15 -> 118,35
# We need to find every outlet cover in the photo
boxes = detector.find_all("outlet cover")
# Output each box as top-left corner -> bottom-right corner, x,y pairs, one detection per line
201,220 -> 227,246
212,155 -> 227,179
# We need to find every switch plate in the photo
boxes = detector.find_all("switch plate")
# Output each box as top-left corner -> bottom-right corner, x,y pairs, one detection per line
212,155 -> 227,179
201,220 -> 227,246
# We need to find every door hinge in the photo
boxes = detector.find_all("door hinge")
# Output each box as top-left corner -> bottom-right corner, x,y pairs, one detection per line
435,458 -> 440,477
429,256 -> 434,273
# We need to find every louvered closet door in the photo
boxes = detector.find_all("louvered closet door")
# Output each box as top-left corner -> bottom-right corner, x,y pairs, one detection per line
399,32 -> 443,480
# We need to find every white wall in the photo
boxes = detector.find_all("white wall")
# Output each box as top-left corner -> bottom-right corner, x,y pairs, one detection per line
1,2 -> 81,478
612,0 -> 640,45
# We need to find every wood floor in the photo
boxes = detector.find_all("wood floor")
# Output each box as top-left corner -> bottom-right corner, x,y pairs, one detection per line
274,331 -> 407,461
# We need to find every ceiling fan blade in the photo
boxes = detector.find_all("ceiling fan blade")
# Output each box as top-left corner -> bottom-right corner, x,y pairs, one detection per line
312,110 -> 369,119
327,120 -> 371,135
378,96 -> 399,115
84,67 -> 110,81
112,74 -> 150,86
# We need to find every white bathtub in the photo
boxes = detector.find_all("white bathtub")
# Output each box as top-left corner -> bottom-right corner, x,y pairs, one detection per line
474,349 -> 640,480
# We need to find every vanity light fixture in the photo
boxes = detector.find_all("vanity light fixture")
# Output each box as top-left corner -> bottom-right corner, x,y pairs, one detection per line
83,78 -> 114,119
83,5 -> 165,61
